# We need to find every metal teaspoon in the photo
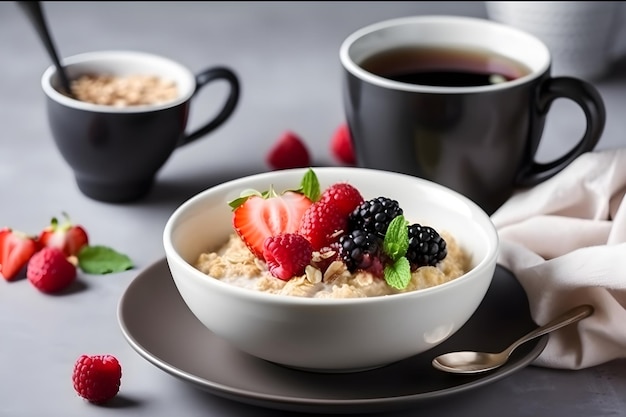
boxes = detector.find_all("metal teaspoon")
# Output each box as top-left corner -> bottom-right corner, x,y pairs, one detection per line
432,304 -> 594,374
18,1 -> 74,97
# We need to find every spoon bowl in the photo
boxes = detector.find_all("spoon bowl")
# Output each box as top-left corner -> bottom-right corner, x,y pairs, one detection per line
432,304 -> 594,374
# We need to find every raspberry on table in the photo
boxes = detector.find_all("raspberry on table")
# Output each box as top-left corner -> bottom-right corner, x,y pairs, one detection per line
266,130 -> 311,170
263,233 -> 313,280
26,246 -> 77,293
406,224 -> 447,269
348,196 -> 403,238
72,354 -> 122,404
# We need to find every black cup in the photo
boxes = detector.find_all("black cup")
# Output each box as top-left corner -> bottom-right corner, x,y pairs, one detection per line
42,50 -> 239,203
340,16 -> 605,215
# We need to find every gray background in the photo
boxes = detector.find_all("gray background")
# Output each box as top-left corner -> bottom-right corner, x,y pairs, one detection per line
1,2 -> 626,416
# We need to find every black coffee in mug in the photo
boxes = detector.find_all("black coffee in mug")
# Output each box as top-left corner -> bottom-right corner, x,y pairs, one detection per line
340,16 -> 606,215
360,46 -> 532,87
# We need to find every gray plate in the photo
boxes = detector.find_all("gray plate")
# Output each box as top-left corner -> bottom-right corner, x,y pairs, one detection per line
117,259 -> 547,414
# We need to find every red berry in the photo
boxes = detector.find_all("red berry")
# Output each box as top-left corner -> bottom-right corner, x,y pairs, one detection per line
263,233 -> 313,280
266,130 -> 311,170
38,212 -> 89,257
232,190 -> 313,260
330,123 -> 356,165
72,354 -> 122,404
299,199 -> 348,251
26,247 -> 77,293
319,182 -> 364,217
0,228 -> 39,281
299,182 -> 364,251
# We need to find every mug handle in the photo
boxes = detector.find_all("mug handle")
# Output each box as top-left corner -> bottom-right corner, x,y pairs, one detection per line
516,77 -> 606,186
177,66 -> 240,147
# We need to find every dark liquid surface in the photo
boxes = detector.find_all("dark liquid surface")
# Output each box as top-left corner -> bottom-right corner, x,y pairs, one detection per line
361,46 -> 532,87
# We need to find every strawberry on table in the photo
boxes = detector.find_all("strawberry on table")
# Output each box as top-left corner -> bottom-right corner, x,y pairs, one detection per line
330,123 -> 356,165
266,130 -> 311,170
0,228 -> 39,281
38,212 -> 89,257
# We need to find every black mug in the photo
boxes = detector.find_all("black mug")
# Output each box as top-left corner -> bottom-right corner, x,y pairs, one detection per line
340,16 -> 606,215
42,50 -> 240,203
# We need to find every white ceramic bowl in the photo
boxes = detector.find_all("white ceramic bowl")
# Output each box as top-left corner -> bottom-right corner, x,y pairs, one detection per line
163,167 -> 499,372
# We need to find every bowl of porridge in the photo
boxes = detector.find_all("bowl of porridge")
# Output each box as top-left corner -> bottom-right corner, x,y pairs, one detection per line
163,167 -> 498,372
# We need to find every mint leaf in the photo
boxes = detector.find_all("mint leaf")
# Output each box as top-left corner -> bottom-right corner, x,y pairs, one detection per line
299,168 -> 321,202
78,245 -> 134,274
383,215 -> 409,262
384,257 -> 411,290
229,169 -> 320,210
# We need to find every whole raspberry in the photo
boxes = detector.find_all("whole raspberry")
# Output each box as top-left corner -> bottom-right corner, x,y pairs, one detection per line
299,199 -> 349,251
26,247 -> 77,293
319,182 -> 364,217
263,233 -> 313,280
72,354 -> 122,404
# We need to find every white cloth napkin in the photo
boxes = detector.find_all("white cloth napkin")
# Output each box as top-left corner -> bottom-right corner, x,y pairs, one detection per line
490,148 -> 626,370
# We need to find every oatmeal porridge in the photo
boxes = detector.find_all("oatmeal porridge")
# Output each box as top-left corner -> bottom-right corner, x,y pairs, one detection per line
195,230 -> 471,299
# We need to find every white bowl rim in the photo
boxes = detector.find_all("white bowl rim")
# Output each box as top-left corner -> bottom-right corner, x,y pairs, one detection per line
163,167 -> 499,306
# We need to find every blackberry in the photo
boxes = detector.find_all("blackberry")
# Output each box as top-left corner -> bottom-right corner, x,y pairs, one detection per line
339,229 -> 385,277
348,197 -> 403,238
406,224 -> 447,270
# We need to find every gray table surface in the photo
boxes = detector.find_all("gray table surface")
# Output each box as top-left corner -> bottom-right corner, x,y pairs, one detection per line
2,2 -> 626,416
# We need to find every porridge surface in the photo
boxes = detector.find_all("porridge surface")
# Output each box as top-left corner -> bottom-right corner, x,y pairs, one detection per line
195,231 -> 471,299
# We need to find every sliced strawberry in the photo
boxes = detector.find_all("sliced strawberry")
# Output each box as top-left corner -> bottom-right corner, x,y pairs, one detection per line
266,130 -> 311,170
232,189 -> 313,260
38,213 -> 89,257
0,228 -> 39,281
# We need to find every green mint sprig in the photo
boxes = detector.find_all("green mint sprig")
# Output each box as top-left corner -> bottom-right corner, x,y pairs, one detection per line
228,188 -> 264,210
297,168 -> 321,202
228,167 -> 322,210
382,215 -> 412,290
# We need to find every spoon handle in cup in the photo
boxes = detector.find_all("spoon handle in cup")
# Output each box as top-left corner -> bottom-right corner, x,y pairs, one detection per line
18,1 -> 73,95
